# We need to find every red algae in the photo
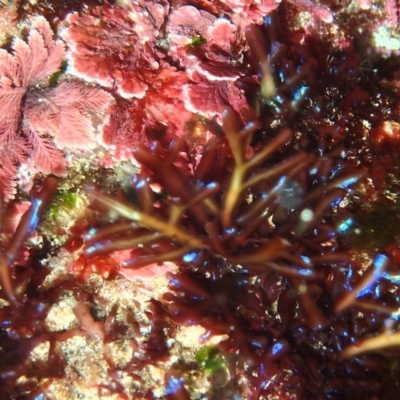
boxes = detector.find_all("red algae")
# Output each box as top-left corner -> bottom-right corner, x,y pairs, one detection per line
2,0 -> 400,399
79,2 -> 400,397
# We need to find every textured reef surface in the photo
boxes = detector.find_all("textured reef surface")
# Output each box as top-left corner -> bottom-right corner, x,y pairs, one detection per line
2,0 -> 400,399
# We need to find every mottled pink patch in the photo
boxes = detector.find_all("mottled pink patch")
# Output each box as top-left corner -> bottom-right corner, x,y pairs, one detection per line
119,261 -> 176,282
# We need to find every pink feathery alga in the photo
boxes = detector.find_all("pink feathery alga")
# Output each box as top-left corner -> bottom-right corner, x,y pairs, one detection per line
0,16 -> 112,200
0,17 -> 64,199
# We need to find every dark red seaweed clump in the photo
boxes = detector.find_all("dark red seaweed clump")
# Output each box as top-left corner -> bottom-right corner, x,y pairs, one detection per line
83,4 -> 400,398
84,102 -> 396,398
3,1 -> 400,398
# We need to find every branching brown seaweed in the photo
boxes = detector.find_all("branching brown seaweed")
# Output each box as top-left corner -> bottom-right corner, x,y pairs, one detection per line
0,177 -> 58,304
83,106 -> 378,397
85,107 -> 364,302
78,5 -> 400,399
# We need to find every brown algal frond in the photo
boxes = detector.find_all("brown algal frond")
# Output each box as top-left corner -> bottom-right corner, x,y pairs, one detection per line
0,178 -> 84,398
341,330 -> 400,359
241,9 -> 387,164
85,107 -> 362,283
82,103 -> 370,397
0,177 -> 58,304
